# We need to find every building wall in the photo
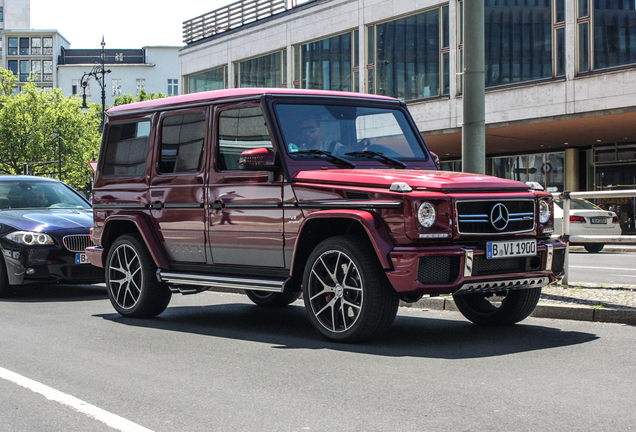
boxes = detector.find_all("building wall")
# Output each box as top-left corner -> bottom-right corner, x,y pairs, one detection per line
57,46 -> 181,107
1,0 -> 30,30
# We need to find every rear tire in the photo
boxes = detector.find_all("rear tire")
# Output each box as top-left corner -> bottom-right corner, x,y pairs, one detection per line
0,255 -> 13,298
453,288 -> 541,325
302,235 -> 399,342
584,244 -> 604,253
106,234 -> 171,318
245,290 -> 301,307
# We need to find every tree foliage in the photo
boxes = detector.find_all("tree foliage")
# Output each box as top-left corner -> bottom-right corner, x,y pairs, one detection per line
0,68 -> 102,190
113,88 -> 168,106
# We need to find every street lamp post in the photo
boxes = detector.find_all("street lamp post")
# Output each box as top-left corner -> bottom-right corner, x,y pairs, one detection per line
80,37 -> 111,129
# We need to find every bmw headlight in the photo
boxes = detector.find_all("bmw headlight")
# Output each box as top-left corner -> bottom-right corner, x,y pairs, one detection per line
417,202 -> 437,228
539,200 -> 551,224
5,231 -> 54,246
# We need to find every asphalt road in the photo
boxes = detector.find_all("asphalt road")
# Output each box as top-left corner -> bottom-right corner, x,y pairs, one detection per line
567,250 -> 636,285
1,285 -> 635,432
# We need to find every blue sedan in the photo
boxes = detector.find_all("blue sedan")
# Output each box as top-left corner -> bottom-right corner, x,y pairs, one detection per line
0,176 -> 104,297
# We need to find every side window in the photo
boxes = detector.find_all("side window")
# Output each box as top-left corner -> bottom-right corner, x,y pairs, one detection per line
218,106 -> 272,171
102,121 -> 151,177
159,112 -> 206,174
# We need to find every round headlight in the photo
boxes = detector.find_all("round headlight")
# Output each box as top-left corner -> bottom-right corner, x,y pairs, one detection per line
417,202 -> 437,228
539,200 -> 551,224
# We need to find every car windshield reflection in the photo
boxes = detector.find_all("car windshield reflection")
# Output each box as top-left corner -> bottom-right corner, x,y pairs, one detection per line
0,180 -> 90,210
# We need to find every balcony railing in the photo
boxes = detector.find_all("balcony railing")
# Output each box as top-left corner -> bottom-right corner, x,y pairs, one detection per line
183,0 -> 288,45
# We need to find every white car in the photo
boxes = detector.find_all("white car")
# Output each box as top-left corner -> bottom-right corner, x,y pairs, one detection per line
553,198 -> 622,253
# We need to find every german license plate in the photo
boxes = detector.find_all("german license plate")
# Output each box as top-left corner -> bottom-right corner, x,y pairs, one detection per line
591,218 -> 607,224
75,253 -> 89,264
487,239 -> 536,259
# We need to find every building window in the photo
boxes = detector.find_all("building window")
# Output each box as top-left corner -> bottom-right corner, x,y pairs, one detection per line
136,79 -> 146,95
43,38 -> 53,55
43,60 -> 53,82
8,60 -> 18,76
168,78 -> 178,95
0,6 -> 3,22
31,61 -> 41,81
234,50 -> 286,88
73,79 -> 91,96
19,38 -> 29,55
578,0 -> 636,73
367,6 -> 448,101
31,38 -> 42,55
19,60 -> 29,82
492,152 -> 564,192
294,30 -> 358,92
8,38 -> 18,55
112,79 -> 122,96
187,66 -> 226,93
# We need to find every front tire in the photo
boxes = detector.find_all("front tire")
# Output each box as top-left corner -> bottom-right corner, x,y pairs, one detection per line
453,288 -> 541,325
0,255 -> 13,298
106,234 -> 171,318
245,290 -> 301,307
302,236 -> 399,342
584,244 -> 604,253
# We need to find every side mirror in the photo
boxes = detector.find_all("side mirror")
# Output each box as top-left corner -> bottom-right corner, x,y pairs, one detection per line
238,147 -> 279,171
430,151 -> 440,169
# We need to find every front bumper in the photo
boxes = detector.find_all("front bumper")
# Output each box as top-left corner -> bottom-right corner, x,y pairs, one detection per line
1,244 -> 104,286
385,239 -> 566,296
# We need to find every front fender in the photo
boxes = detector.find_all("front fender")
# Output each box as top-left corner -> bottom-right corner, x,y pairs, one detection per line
292,209 -> 395,271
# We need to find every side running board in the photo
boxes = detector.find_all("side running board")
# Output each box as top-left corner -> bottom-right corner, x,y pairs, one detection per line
156,270 -> 287,295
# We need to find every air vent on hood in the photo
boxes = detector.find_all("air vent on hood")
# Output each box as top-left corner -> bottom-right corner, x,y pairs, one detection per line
345,191 -> 370,200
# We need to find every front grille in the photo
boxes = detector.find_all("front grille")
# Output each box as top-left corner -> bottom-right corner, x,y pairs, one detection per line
417,256 -> 460,284
472,252 -> 544,276
62,234 -> 94,252
457,199 -> 535,235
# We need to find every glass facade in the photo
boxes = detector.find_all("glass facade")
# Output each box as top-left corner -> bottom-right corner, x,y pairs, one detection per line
368,6 -> 448,101
484,1 -> 553,87
296,30 -> 358,92
235,50 -> 286,88
187,66 -> 227,93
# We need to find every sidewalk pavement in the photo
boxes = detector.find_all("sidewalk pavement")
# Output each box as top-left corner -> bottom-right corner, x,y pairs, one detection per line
401,244 -> 636,325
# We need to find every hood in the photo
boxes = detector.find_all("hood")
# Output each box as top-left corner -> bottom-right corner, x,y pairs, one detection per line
293,169 -> 530,192
0,208 -> 93,233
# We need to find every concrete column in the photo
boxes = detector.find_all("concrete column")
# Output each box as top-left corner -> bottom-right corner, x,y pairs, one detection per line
564,147 -> 579,192
461,0 -> 486,175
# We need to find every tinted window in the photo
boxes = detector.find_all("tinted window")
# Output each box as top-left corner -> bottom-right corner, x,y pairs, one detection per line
102,121 -> 151,177
218,107 -> 272,171
159,112 -> 206,174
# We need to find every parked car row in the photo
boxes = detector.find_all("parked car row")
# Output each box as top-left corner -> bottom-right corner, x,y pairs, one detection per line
0,176 -> 103,297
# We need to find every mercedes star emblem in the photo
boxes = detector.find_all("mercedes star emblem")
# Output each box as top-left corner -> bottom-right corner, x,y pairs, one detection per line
490,203 -> 509,231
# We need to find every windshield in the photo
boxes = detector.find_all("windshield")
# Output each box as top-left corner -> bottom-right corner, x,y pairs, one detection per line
554,198 -> 600,210
0,180 -> 90,210
274,103 -> 428,164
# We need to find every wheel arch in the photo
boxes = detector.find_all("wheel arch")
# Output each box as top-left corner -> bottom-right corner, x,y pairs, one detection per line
100,213 -> 169,269
288,210 -> 395,286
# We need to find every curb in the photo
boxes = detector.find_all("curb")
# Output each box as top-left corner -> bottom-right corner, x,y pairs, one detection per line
400,297 -> 636,325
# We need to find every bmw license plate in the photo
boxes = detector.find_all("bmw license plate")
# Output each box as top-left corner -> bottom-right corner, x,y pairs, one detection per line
75,253 -> 89,264
487,239 -> 536,259
591,217 -> 607,224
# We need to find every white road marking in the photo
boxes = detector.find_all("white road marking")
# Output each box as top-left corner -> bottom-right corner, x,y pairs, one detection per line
569,266 -> 634,271
0,366 -> 154,432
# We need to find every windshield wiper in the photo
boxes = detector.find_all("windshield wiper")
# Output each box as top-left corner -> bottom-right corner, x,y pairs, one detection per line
344,151 -> 407,169
293,150 -> 356,168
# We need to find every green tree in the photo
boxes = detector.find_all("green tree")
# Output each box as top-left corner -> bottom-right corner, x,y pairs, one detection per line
113,88 -> 168,106
0,69 -> 101,189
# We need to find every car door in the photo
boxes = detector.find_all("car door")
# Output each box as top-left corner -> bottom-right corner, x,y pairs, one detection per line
206,102 -> 285,267
149,108 -> 208,264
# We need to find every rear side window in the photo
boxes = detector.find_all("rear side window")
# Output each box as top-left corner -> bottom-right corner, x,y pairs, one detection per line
159,112 -> 206,174
102,121 -> 151,177
218,106 -> 273,171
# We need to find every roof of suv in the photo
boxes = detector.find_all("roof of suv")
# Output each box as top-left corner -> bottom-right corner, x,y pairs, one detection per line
107,88 -> 400,116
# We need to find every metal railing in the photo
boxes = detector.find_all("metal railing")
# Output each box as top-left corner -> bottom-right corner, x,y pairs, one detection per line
552,189 -> 636,284
183,0 -> 288,44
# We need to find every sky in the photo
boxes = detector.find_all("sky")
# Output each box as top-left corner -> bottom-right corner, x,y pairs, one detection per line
30,0 -> 236,49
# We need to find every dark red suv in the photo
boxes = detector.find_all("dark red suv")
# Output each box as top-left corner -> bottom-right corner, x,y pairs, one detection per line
87,88 -> 565,342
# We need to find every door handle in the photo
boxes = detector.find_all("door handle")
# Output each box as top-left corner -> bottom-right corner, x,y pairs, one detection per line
150,201 -> 163,210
